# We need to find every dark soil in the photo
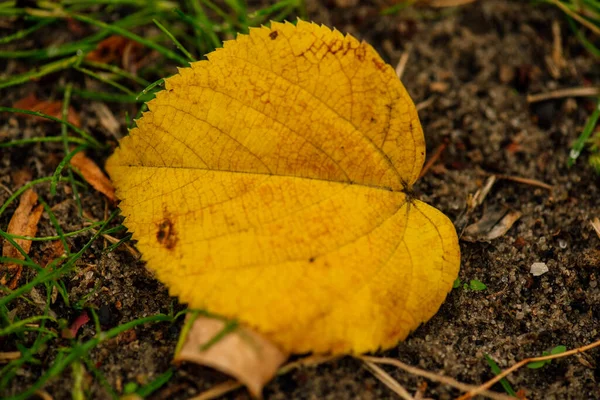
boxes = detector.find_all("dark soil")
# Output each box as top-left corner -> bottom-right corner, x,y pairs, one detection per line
2,1 -> 599,399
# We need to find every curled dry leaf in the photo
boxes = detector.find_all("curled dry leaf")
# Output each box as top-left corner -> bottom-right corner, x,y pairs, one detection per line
1,189 -> 44,289
70,152 -> 116,202
462,208 -> 522,242
175,316 -> 288,397
107,21 -> 460,355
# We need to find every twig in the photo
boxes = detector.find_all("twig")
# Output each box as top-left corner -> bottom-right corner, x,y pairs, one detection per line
416,96 -> 435,112
590,218 -> 600,239
358,356 -> 514,400
395,44 -> 413,80
34,390 -> 54,400
551,20 -> 565,70
363,360 -> 414,400
189,380 -> 242,400
278,354 -> 340,375
495,174 -> 553,190
0,351 -> 21,363
458,338 -> 600,399
527,86 -> 600,103
419,141 -> 448,178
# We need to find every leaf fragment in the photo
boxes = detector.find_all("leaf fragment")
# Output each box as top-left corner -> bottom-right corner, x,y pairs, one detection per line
462,208 -> 522,242
1,189 -> 44,289
174,315 -> 288,397
70,152 -> 117,201
14,93 -> 81,127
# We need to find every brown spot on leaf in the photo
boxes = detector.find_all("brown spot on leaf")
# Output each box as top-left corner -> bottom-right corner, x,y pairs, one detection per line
372,57 -> 385,71
157,219 -> 177,250
269,31 -> 278,40
356,45 -> 366,61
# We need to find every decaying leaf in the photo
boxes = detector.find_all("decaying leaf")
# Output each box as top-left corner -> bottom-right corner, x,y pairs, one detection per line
12,95 -> 116,201
175,315 -> 288,397
107,21 -> 460,354
70,152 -> 116,202
1,189 -> 44,289
462,207 -> 522,242
14,93 -> 81,127
86,35 -> 145,72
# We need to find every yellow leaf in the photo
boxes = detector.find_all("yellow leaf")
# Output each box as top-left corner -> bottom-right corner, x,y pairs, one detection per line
106,20 -> 460,354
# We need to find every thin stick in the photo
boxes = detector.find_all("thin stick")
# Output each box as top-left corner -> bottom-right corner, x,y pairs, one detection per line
189,380 -> 242,400
416,96 -> 435,112
495,174 -> 553,190
419,141 -> 448,178
0,351 -> 21,363
527,86 -> 600,103
363,360 -> 414,400
458,338 -> 600,399
359,356 -> 514,400
591,218 -> 600,239
427,0 -> 477,7
395,44 -> 413,80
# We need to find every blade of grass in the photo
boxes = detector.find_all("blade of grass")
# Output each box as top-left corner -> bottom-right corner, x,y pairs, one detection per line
61,83 -> 83,216
74,65 -> 137,96
484,354 -> 517,397
153,18 -> 196,62
568,100 -> 600,166
68,88 -> 153,103
0,55 -> 79,90
0,136 -> 87,147
50,144 -> 88,196
136,368 -> 174,397
176,6 -> 221,52
83,60 -> 150,86
0,18 -> 55,44
7,222 -> 104,241
0,107 -> 103,148
65,11 -> 189,65
566,15 -> 600,57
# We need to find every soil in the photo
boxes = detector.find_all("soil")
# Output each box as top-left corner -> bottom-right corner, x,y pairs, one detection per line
2,1 -> 600,399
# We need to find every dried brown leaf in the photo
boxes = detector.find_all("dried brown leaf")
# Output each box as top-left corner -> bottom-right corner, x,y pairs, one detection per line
14,93 -> 81,127
1,189 -> 44,288
174,316 -> 288,398
462,208 -> 522,242
70,152 -> 116,201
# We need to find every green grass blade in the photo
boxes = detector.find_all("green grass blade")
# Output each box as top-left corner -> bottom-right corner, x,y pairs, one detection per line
0,107 -> 103,149
484,354 -> 517,397
568,100 -> 600,167
153,18 -> 196,62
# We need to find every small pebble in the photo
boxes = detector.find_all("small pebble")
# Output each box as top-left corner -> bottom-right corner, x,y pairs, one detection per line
530,262 -> 549,276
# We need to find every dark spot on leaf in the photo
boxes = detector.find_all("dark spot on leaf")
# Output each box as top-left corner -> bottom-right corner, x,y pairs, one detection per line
269,31 -> 278,40
356,45 -> 367,61
309,257 -> 315,263
372,57 -> 385,71
157,218 -> 177,250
